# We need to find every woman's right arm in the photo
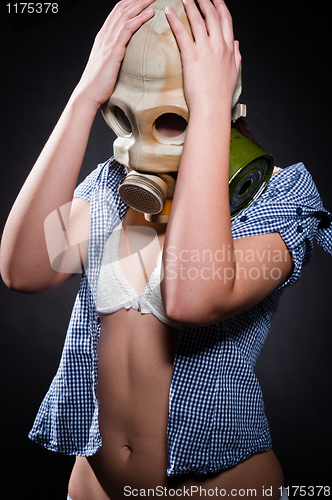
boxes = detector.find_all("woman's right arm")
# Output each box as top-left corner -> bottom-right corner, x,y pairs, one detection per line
0,0 -> 155,294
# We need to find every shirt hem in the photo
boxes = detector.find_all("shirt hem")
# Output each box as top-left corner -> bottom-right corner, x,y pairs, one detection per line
166,443 -> 273,477
28,431 -> 102,457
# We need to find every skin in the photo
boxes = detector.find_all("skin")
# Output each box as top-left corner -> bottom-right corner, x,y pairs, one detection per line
0,0 -> 292,498
161,0 -> 292,325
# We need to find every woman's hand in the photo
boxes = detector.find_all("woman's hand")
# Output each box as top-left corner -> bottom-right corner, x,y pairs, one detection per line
165,0 -> 241,113
75,0 -> 155,109
1,0 -> 155,293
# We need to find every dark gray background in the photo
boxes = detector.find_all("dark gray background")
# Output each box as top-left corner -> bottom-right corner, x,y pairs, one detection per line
1,0 -> 331,497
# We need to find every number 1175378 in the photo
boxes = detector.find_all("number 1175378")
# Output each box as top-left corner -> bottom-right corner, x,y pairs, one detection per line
6,3 -> 59,14
281,486 -> 330,497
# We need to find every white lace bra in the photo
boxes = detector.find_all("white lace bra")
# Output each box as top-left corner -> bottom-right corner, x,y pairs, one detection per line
96,221 -> 181,330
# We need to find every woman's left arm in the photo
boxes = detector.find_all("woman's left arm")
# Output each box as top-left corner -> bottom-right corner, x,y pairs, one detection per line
161,0 -> 292,326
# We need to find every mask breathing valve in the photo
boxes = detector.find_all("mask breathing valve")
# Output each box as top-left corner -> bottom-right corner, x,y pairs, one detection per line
118,171 -> 176,222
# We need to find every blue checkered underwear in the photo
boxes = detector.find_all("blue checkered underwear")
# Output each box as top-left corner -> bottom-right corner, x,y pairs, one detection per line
29,158 -> 332,476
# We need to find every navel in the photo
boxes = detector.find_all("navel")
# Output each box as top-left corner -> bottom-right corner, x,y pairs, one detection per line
122,444 -> 132,459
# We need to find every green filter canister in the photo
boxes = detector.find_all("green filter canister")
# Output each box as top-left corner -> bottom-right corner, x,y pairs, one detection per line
229,128 -> 274,219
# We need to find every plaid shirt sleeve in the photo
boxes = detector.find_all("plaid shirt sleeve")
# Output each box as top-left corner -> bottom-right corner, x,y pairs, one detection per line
231,162 -> 332,289
73,163 -> 105,202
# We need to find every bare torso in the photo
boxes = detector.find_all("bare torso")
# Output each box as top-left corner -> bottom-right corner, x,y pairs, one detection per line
68,208 -> 284,500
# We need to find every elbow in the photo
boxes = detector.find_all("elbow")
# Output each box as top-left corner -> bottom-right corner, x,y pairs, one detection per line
161,275 -> 236,326
1,267 -> 36,294
0,247 -> 29,292
163,292 -> 228,327
0,255 -> 18,291
0,260 -> 50,294
0,246 -> 58,294
162,285 -> 191,325
0,242 -> 53,293
164,300 -> 190,325
1,270 -> 21,292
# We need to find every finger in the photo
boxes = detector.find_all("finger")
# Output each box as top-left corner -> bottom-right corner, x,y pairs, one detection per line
113,0 -> 155,20
119,0 -> 156,24
213,0 -> 235,46
180,0 -> 208,42
99,0 -> 155,37
234,40 -> 242,72
165,5 -> 194,54
111,7 -> 155,49
194,0 -> 223,40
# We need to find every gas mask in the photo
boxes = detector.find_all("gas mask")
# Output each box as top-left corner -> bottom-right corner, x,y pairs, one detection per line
102,0 -> 273,222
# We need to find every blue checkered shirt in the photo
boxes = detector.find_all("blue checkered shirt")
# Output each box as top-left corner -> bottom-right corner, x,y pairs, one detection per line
28,159 -> 332,476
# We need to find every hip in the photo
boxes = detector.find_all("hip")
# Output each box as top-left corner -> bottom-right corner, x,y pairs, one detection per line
68,449 -> 285,500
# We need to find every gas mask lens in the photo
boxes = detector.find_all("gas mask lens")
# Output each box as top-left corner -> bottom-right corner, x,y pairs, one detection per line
154,113 -> 187,139
113,106 -> 132,135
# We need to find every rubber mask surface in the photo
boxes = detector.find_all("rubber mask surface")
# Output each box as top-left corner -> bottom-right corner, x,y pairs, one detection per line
101,0 -> 242,219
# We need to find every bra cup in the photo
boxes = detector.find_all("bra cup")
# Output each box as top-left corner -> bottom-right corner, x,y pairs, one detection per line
96,221 -> 181,330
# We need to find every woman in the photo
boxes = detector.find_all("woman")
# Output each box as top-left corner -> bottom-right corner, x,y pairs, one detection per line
1,0 -> 331,499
